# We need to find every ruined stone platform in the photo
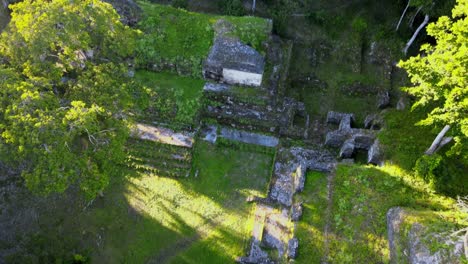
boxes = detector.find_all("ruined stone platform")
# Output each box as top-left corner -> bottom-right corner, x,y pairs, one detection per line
239,146 -> 336,263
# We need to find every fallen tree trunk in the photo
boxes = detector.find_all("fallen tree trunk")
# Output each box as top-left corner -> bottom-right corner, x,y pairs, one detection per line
403,14 -> 429,55
396,0 -> 411,31
425,125 -> 451,155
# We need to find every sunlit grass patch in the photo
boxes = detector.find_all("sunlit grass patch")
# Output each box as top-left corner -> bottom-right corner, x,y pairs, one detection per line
134,70 -> 205,127
326,163 -> 464,263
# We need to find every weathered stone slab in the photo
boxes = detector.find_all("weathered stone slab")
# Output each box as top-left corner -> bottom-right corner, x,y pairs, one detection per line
200,125 -> 217,144
203,82 -> 231,93
340,138 -> 355,158
132,124 -> 194,148
220,127 -> 279,147
326,111 -> 355,125
287,238 -> 299,259
204,36 -> 265,87
325,130 -> 348,148
367,139 -> 382,165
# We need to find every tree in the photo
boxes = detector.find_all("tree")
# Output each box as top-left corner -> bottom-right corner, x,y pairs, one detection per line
0,0 -> 139,198
398,0 -> 467,159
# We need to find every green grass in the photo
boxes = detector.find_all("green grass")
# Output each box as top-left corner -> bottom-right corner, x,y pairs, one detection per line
134,70 -> 205,127
294,171 -> 328,263
8,141 -> 274,263
379,108 -> 468,196
325,164 -> 464,263
136,1 -> 271,77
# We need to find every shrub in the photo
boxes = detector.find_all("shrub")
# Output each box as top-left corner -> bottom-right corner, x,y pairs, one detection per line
219,0 -> 245,16
414,154 -> 443,184
172,0 -> 188,9
351,16 -> 368,34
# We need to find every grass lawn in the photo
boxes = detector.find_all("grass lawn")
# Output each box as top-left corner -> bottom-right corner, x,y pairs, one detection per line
76,141 -> 273,263
294,171 -> 328,263
134,70 -> 205,127
294,163 -> 466,264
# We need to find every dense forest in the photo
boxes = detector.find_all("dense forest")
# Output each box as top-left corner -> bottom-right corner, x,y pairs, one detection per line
0,0 -> 466,263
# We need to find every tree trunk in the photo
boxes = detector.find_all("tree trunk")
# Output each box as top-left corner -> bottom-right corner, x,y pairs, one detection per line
425,125 -> 451,155
252,0 -> 256,13
409,6 -> 423,29
403,14 -> 429,55
396,0 -> 411,31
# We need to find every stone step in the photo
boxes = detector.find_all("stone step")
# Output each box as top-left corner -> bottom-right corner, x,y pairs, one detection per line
204,103 -> 285,133
127,138 -> 192,158
126,155 -> 192,170
200,125 -> 279,148
128,160 -> 191,178
203,82 -> 272,107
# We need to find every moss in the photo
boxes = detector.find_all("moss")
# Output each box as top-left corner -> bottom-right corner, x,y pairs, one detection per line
134,70 -> 205,127
136,1 -> 271,77
294,171 -> 328,263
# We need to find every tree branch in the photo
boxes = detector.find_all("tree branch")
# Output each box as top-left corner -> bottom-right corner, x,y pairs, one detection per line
425,125 -> 451,155
396,0 -> 411,31
403,14 -> 429,55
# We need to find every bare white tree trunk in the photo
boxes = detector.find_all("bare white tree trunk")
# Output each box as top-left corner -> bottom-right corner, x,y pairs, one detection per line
252,0 -> 256,13
409,6 -> 423,28
425,125 -> 451,155
396,0 -> 411,31
403,14 -> 429,55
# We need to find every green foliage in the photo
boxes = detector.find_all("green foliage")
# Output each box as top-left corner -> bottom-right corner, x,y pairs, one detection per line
414,154 -> 443,182
134,70 -> 205,128
324,164 -> 465,263
307,10 -> 327,26
218,0 -> 245,16
398,0 -> 468,161
171,0 -> 188,9
266,0 -> 298,35
380,109 -> 467,195
136,2 -> 271,77
351,16 -> 368,34
0,0 -> 138,199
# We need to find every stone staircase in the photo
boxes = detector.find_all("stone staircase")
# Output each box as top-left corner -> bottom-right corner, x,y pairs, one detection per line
126,138 -> 193,178
125,124 -> 194,178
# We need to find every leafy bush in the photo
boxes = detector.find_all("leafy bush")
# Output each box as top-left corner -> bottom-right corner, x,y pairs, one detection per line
136,2 -> 271,77
351,16 -> 368,34
414,154 -> 443,183
307,10 -> 327,25
219,0 -> 245,16
172,0 -> 188,9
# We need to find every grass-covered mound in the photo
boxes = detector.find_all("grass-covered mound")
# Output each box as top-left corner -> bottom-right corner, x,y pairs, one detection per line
133,70 -> 205,128
294,164 -> 466,263
135,1 -> 272,77
379,109 -> 468,196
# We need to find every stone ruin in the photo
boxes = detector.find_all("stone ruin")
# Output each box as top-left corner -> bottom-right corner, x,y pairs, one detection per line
238,147 -> 337,263
204,36 -> 265,87
325,111 -> 382,165
127,123 -> 194,178
387,207 -> 466,264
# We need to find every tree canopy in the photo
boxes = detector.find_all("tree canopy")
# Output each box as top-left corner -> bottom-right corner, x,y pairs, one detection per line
398,0 -> 467,159
0,0 -> 139,198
